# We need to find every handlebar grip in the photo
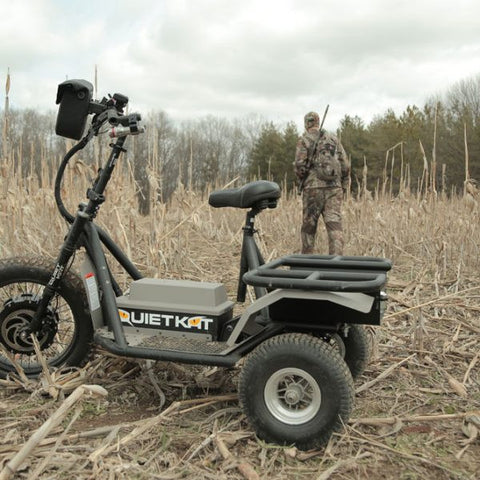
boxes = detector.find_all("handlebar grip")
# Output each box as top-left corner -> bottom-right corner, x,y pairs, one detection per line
109,124 -> 146,138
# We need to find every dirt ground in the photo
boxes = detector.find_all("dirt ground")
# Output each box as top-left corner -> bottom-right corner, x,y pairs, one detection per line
0,184 -> 479,478
1,285 -> 479,480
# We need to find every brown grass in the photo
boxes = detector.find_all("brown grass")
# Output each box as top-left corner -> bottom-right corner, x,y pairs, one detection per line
0,161 -> 479,479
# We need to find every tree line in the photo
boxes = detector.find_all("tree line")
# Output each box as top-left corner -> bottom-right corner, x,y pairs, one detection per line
248,75 -> 480,196
1,74 -> 479,211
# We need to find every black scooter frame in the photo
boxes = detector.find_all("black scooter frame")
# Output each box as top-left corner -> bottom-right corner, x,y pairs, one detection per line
29,136 -> 283,367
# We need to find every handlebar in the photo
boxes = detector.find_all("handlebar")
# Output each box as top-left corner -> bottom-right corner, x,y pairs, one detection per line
88,91 -> 145,137
54,89 -> 145,223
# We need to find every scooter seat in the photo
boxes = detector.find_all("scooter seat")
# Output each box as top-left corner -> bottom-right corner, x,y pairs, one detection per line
209,180 -> 281,209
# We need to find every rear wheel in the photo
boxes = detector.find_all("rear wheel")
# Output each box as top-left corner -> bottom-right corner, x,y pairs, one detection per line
324,325 -> 372,379
238,333 -> 354,450
0,257 -> 93,378
340,324 -> 371,379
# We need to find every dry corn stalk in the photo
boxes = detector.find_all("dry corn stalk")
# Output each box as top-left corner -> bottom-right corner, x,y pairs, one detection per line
0,384 -> 107,480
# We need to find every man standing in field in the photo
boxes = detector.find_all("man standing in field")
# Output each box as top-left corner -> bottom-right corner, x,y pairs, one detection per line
294,111 -> 350,255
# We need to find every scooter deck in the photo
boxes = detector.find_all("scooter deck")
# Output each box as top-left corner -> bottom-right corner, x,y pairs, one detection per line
138,333 -> 228,354
97,328 -> 228,353
94,322 -> 285,367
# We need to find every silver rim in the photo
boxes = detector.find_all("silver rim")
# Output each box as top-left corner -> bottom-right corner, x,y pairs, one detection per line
264,367 -> 321,425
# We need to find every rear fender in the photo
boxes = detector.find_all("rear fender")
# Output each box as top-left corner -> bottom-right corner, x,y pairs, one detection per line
226,289 -> 376,346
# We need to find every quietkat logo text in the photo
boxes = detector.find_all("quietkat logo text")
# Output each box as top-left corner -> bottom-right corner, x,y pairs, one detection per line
118,308 -> 214,331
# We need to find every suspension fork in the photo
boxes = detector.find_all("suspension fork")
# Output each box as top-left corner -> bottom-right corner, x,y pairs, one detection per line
27,137 -> 127,334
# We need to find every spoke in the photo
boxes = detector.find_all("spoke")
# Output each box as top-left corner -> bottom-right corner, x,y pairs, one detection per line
33,284 -> 44,297
56,329 -> 74,339
298,378 -> 310,389
0,286 -> 12,302
304,389 -> 313,400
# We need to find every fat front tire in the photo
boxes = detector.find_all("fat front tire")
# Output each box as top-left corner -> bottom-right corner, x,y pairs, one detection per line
238,333 -> 355,450
341,324 -> 371,379
0,257 -> 93,379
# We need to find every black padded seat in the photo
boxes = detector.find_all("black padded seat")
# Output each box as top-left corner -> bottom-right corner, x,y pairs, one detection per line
209,180 -> 281,209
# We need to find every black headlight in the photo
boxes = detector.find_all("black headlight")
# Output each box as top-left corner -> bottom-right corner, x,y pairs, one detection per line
55,79 -> 93,140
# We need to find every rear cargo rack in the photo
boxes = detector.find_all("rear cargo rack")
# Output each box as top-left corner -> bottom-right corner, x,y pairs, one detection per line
243,255 -> 392,293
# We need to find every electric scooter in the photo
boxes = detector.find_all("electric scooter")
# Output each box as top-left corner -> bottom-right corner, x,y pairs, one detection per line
0,79 -> 392,450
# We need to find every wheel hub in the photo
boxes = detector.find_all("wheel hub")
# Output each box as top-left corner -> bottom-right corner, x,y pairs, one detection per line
284,383 -> 304,406
264,367 -> 322,425
0,294 -> 58,355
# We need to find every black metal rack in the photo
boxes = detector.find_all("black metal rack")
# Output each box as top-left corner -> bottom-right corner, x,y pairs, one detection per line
243,255 -> 392,293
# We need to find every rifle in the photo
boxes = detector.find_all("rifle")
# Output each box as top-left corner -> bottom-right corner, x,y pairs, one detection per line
298,104 -> 329,194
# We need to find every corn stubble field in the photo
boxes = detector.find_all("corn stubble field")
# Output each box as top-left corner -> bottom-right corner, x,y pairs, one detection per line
0,157 -> 479,480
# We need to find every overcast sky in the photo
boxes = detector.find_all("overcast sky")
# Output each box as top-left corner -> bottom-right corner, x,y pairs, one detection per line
1,0 -> 479,130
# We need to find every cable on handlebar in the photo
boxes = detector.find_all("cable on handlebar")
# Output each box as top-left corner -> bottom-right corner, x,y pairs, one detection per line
54,132 -> 92,224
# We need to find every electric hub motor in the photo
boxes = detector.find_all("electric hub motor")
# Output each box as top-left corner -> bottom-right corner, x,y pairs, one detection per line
0,294 -> 58,355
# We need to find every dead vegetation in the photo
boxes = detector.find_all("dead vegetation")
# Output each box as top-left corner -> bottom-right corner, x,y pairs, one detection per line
0,161 -> 479,479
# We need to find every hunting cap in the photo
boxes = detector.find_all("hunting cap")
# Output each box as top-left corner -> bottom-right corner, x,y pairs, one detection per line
304,111 -> 319,129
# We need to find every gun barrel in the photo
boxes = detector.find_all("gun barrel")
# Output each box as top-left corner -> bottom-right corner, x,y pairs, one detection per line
320,104 -> 329,130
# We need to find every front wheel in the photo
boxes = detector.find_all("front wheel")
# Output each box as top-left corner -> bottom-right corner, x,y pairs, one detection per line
0,257 -> 93,379
238,333 -> 354,450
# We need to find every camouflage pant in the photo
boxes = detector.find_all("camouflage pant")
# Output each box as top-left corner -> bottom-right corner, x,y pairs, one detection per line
301,187 -> 344,255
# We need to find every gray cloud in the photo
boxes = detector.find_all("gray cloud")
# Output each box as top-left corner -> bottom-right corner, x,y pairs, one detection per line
1,0 -> 479,129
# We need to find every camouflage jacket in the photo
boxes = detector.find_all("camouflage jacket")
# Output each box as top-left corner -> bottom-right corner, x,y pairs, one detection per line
294,127 -> 350,190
